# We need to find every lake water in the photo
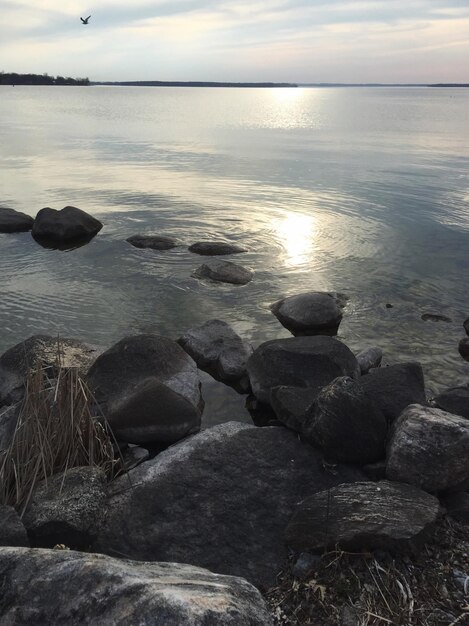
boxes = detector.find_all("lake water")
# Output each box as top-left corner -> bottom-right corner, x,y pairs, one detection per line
1,85 -> 468,426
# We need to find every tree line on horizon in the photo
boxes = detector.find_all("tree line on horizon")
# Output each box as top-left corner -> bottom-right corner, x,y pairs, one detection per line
0,72 -> 90,86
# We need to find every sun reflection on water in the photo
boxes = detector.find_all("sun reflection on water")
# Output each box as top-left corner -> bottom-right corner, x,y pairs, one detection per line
273,211 -> 317,268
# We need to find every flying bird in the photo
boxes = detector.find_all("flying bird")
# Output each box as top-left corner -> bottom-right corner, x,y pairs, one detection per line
80,15 -> 91,24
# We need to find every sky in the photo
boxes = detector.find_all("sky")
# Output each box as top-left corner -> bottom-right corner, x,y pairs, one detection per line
1,1 -> 469,83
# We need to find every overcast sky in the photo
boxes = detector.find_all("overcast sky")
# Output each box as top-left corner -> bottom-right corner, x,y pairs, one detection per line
1,1 -> 468,83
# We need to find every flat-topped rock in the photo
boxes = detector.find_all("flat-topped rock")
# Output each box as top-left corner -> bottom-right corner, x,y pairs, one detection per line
192,261 -> 253,285
0,548 -> 273,626
189,241 -> 247,255
126,234 -> 177,250
270,291 -> 343,335
32,206 -> 103,242
0,207 -> 34,233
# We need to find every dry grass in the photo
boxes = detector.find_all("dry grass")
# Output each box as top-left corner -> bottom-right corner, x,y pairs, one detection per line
0,349 -> 117,516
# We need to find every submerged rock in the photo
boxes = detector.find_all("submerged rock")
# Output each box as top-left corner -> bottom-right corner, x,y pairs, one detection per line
356,346 -> 383,374
0,207 -> 34,233
0,506 -> 29,547
0,548 -> 273,626
32,206 -> 103,242
421,313 -> 452,323
126,234 -> 177,250
270,291 -> 343,335
189,241 -> 247,255
192,261 -> 253,285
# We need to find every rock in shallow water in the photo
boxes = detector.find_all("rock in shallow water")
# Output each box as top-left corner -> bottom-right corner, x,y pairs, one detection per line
270,291 -> 343,335
32,206 -> 103,242
192,261 -> 253,285
0,548 -> 273,626
189,241 -> 247,255
0,207 -> 34,233
356,346 -> 383,374
126,234 -> 177,250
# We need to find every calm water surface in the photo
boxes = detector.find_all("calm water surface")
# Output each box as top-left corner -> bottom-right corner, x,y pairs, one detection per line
1,86 -> 468,425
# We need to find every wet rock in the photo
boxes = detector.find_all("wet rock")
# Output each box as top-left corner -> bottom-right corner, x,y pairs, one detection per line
356,346 -> 383,374
126,234 -> 177,250
0,335 -> 100,406
270,386 -> 318,433
247,336 -> 360,406
442,492 -> 469,524
270,291 -> 343,335
434,384 -> 469,420
189,241 -> 247,255
23,467 -> 107,549
458,337 -> 469,360
386,404 -> 469,492
312,376 -> 388,464
359,362 -> 426,422
178,319 -> 253,385
285,480 -> 440,553
32,206 -> 103,242
0,207 -> 34,233
192,261 -> 253,285
0,506 -> 29,547
0,548 -> 272,626
421,313 -> 452,323
94,422 -> 364,589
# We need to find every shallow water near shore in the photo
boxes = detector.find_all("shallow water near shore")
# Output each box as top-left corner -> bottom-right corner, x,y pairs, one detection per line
1,85 -> 469,426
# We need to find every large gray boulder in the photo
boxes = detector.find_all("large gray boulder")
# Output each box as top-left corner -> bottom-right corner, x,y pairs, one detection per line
434,384 -> 469,419
86,335 -> 202,445
189,241 -> 247,255
0,335 -> 100,406
192,261 -> 253,285
0,548 -> 272,626
285,481 -> 440,553
312,376 -> 388,464
23,467 -> 107,549
178,319 -> 253,386
0,207 -> 34,233
386,404 -> 469,492
246,336 -> 360,406
94,422 -> 363,589
0,506 -> 29,547
270,292 -> 343,335
126,234 -> 177,250
32,206 -> 103,242
359,362 -> 426,421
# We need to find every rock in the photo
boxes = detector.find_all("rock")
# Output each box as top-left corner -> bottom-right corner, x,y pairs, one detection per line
0,207 -> 34,233
0,506 -> 29,547
434,384 -> 469,420
0,335 -> 100,406
87,335 -> 202,445
458,337 -> 469,360
122,445 -> 150,471
356,347 -> 383,374
32,206 -> 103,242
0,548 -> 272,626
464,317 -> 469,336
270,292 -> 343,335
178,319 -> 252,385
189,241 -> 247,255
291,553 -> 321,580
246,336 -> 360,406
359,362 -> 426,422
442,492 -> 469,524
385,303 -> 393,308
94,422 -> 364,589
270,386 -> 318,433
312,376 -> 388,464
126,234 -> 177,250
192,261 -> 253,285
386,404 -> 469,492
421,313 -> 452,323
23,467 -> 107,549
285,480 -> 440,553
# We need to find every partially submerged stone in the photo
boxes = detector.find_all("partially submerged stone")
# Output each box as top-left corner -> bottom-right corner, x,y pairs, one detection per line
285,481 -> 440,553
270,291 -> 343,335
189,241 -> 247,255
126,234 -> 177,250
32,206 -> 103,243
0,548 -> 273,626
0,506 -> 29,547
421,313 -> 452,323
0,207 -> 34,233
192,261 -> 253,285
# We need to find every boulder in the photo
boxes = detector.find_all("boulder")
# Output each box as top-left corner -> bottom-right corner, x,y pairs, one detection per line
458,338 -> 469,360
312,376 -> 388,464
0,506 -> 29,547
0,548 -> 272,626
23,467 -> 107,549
32,206 -> 103,242
192,261 -> 253,285
178,319 -> 252,385
270,386 -> 318,433
87,335 -> 202,445
434,384 -> 469,420
126,234 -> 177,250
0,335 -> 100,406
386,404 -> 469,492
94,422 -> 364,589
359,362 -> 426,422
270,292 -> 343,335
246,336 -> 360,406
0,207 -> 34,233
285,481 -> 440,553
356,347 -> 383,374
189,241 -> 247,255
